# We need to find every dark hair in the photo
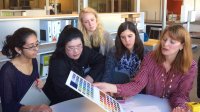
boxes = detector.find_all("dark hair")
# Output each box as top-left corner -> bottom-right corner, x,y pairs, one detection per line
115,21 -> 144,60
1,27 -> 37,59
51,25 -> 84,59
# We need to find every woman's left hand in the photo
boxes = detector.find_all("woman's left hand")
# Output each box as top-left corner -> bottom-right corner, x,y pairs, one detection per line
172,107 -> 187,112
85,75 -> 94,83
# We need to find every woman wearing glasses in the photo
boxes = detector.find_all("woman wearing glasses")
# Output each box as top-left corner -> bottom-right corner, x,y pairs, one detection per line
43,25 -> 105,105
0,28 -> 52,112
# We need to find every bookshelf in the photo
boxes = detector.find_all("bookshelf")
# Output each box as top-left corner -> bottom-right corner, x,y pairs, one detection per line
0,14 -> 78,71
0,12 -> 144,75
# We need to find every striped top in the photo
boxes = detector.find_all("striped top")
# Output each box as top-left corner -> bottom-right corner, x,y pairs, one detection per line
116,52 -> 197,109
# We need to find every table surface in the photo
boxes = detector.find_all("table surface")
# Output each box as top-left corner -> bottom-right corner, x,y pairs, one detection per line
51,94 -> 171,112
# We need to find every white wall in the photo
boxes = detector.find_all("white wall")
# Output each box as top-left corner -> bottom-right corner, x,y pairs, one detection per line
183,0 -> 194,10
183,0 -> 200,11
140,0 -> 161,20
99,13 -> 124,33
195,0 -> 200,11
180,0 -> 200,23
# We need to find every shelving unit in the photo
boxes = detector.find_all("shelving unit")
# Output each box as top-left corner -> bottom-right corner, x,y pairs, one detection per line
0,12 -> 144,72
0,14 -> 79,69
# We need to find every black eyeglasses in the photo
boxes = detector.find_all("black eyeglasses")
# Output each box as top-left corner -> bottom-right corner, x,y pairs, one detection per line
22,42 -> 39,51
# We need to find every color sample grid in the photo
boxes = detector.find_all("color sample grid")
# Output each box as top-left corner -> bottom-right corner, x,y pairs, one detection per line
66,71 -> 124,112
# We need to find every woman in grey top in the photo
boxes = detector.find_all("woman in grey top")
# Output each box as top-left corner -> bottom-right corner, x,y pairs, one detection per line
78,7 -> 114,56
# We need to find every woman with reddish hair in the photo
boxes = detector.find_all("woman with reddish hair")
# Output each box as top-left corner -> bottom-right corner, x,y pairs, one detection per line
95,25 -> 197,112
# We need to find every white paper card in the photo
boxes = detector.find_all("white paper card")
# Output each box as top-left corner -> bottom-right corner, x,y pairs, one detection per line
20,81 -> 50,105
66,70 -> 124,112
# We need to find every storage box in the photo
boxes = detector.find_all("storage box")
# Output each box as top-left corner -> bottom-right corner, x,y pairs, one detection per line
143,39 -> 159,50
187,102 -> 200,112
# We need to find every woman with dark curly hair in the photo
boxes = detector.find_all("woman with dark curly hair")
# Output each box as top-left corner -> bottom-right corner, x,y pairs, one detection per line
0,27 -> 52,112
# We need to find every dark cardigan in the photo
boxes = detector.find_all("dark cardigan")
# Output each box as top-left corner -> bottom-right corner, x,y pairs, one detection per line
43,46 -> 105,105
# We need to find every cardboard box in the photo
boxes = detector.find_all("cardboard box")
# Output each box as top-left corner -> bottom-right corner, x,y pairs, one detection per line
143,39 -> 159,50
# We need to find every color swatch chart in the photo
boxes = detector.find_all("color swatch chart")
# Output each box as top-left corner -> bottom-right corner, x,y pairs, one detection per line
66,71 -> 124,112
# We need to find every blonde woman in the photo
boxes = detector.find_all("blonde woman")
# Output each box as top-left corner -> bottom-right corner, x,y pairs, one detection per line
78,7 -> 114,55
94,25 -> 197,112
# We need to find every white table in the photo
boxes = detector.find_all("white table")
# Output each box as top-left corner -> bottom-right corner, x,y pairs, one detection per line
121,94 -> 171,112
51,97 -> 105,112
51,94 -> 171,112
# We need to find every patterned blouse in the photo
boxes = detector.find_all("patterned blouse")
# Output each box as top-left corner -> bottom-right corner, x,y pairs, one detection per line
116,52 -> 197,109
102,47 -> 143,84
118,52 -> 140,77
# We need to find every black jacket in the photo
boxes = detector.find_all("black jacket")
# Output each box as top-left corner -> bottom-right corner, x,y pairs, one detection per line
197,56 -> 200,98
43,46 -> 105,105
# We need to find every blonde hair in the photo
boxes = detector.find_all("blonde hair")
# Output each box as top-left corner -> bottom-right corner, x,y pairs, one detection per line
78,7 -> 105,47
153,25 -> 193,74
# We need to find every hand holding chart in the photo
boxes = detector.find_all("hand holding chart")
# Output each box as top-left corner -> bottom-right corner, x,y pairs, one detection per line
65,70 -> 124,112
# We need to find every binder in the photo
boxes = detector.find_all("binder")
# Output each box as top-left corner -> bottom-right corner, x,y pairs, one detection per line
40,20 -> 52,42
40,54 -> 51,77
52,20 -> 61,42
71,19 -> 78,28
61,19 -> 72,30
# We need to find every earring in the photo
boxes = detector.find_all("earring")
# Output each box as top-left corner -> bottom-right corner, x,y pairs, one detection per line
18,51 -> 21,55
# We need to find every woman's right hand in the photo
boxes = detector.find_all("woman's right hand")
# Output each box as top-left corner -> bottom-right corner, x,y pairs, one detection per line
93,82 -> 117,93
30,104 -> 52,112
172,107 -> 187,112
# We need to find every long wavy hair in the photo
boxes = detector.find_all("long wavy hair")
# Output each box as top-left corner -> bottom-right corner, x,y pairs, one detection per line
115,21 -> 144,60
153,25 -> 193,74
78,7 -> 105,48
